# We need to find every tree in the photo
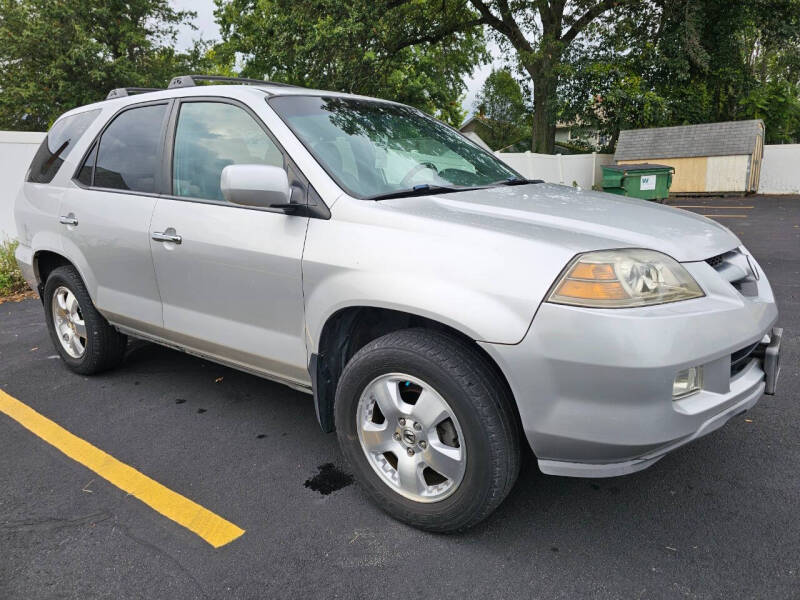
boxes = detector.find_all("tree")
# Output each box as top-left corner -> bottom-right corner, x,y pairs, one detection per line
215,1 -> 647,150
0,0 -> 211,130
473,69 -> 529,149
560,0 -> 800,146
214,0 -> 487,126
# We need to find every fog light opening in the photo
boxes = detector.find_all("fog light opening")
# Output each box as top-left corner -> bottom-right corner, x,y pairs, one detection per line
673,366 -> 703,399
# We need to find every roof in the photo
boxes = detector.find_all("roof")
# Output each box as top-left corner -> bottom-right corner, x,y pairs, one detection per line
603,163 -> 673,172
459,114 -> 494,132
58,83 -> 402,122
461,130 -> 492,151
615,120 -> 764,161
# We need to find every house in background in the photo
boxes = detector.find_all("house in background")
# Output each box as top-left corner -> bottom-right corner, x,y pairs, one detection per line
615,120 -> 765,194
457,115 -> 493,151
459,114 -> 605,154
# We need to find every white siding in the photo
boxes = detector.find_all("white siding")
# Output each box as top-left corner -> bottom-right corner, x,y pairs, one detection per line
705,155 -> 750,192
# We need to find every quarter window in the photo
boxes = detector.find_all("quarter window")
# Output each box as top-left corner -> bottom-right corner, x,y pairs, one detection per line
94,104 -> 167,193
26,109 -> 101,184
172,102 -> 284,201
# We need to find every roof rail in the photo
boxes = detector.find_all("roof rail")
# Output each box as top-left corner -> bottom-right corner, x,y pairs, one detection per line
167,74 -> 298,89
106,87 -> 161,100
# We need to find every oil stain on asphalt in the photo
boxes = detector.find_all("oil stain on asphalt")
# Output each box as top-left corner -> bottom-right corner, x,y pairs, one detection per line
304,463 -> 353,495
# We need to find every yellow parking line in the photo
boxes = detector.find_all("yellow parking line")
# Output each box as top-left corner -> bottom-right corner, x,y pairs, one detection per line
699,214 -> 748,218
0,389 -> 245,548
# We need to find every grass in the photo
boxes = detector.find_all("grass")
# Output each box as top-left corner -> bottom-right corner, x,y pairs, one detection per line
0,239 -> 29,297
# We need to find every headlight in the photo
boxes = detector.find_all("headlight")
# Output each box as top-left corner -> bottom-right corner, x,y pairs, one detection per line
548,249 -> 704,308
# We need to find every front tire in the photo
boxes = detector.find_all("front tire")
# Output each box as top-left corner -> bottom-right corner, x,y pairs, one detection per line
43,266 -> 127,375
335,329 -> 520,532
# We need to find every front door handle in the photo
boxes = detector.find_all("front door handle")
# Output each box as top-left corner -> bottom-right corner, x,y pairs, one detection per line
151,231 -> 182,244
58,215 -> 78,226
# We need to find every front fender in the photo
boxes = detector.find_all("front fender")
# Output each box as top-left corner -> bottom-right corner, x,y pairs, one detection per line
301,198 -> 575,350
304,270 -> 532,352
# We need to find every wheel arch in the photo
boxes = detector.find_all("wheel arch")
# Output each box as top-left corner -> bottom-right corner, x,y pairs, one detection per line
310,305 -> 522,438
33,250 -> 74,299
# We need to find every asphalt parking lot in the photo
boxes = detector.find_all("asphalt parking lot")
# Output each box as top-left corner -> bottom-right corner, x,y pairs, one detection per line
1,195 -> 798,599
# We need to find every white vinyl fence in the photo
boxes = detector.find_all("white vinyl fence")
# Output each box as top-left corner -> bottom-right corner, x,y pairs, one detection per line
0,131 -> 45,240
1,133 -> 799,242
758,144 -> 800,195
496,151 -> 614,189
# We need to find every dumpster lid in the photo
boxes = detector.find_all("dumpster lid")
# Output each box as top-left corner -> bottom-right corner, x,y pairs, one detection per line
605,163 -> 674,172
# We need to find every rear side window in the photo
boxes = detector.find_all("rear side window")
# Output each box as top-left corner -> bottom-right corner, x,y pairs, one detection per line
93,104 -> 167,193
26,109 -> 101,184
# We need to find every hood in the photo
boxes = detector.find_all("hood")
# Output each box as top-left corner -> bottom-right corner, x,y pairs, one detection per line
380,183 -> 740,262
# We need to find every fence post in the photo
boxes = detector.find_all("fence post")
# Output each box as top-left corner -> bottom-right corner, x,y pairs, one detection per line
557,154 -> 564,185
591,152 -> 597,188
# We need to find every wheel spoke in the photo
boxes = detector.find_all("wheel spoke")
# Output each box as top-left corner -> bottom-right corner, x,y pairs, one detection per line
73,319 -> 87,338
422,441 -> 463,482
360,423 -> 396,454
370,378 -> 402,422
412,389 -> 449,429
66,332 -> 80,356
56,292 -> 69,313
66,292 -> 79,318
396,454 -> 425,496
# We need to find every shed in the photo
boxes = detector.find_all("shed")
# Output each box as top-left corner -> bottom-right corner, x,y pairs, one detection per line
614,120 -> 765,194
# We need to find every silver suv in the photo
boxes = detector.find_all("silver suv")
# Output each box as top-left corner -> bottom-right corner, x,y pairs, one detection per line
15,76 -> 782,531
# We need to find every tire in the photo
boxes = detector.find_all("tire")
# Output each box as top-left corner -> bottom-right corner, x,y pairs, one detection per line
335,328 -> 520,532
43,265 -> 127,375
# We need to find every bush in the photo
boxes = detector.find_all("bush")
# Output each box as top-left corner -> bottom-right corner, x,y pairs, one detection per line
0,239 -> 28,296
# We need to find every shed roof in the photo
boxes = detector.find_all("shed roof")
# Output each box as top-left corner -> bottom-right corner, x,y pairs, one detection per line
615,120 -> 764,161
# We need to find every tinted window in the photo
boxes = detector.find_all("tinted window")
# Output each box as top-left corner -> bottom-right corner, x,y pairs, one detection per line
95,104 -> 167,193
172,102 -> 283,201
76,142 -> 97,186
26,109 -> 101,184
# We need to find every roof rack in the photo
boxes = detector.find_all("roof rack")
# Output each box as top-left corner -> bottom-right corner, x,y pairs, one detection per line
106,87 -> 161,100
167,74 -> 298,89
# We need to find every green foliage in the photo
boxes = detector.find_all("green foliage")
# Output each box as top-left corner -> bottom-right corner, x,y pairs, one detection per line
561,0 -> 800,147
214,0 -> 486,126
0,0 -> 214,130
0,240 -> 27,296
740,80 -> 800,143
473,69 -> 530,150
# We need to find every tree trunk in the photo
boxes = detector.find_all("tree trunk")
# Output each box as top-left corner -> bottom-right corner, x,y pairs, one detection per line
531,70 -> 557,154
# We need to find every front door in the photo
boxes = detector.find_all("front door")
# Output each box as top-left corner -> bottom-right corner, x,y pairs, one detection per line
149,99 -> 310,385
61,101 -> 170,334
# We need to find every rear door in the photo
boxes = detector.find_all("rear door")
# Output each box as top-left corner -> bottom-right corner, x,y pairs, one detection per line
149,98 -> 310,385
61,101 -> 170,334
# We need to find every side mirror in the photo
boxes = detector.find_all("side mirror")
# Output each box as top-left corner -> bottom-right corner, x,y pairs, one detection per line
220,164 -> 291,209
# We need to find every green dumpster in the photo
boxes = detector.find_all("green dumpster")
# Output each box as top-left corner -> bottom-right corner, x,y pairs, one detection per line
601,163 -> 674,202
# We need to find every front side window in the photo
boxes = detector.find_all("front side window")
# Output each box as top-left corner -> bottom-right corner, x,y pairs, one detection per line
172,102 -> 284,201
27,109 -> 101,184
94,104 -> 167,193
268,96 -> 520,198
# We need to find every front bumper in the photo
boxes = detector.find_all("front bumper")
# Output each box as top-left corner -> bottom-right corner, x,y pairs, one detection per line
481,251 -> 780,478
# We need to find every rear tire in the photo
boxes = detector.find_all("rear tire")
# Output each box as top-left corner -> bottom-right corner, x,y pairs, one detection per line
335,328 -> 520,532
43,266 -> 127,375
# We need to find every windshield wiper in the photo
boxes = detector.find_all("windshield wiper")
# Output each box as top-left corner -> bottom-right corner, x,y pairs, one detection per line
369,184 -> 476,201
493,176 -> 544,186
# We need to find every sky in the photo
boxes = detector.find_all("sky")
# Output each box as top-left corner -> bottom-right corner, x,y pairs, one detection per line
170,0 -> 504,119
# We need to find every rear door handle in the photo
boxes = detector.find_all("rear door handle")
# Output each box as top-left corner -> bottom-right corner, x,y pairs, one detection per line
151,231 -> 182,244
58,215 -> 78,226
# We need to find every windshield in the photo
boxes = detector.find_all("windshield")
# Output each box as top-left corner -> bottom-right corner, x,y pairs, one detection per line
268,95 -> 520,198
